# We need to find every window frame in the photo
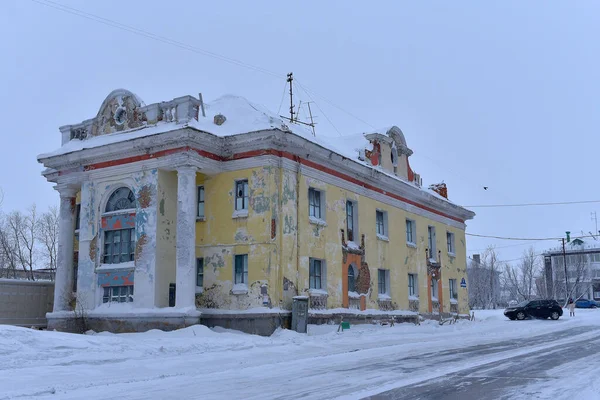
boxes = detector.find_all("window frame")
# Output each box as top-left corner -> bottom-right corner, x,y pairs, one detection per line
378,269 -> 390,296
447,231 -> 455,255
406,219 -> 416,246
346,200 -> 358,242
308,188 -> 322,220
234,180 -> 249,212
408,273 -> 417,297
309,258 -> 326,290
102,285 -> 134,303
234,254 -> 249,286
428,226 -> 437,260
197,186 -> 205,219
348,264 -> 357,293
103,228 -> 136,264
196,258 -> 204,288
449,278 -> 457,299
431,278 -> 438,299
376,210 -> 388,239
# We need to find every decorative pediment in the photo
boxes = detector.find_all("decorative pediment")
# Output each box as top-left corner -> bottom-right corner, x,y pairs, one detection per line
90,89 -> 146,137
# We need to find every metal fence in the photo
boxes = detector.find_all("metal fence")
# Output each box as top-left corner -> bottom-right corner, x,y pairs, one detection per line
0,279 -> 54,328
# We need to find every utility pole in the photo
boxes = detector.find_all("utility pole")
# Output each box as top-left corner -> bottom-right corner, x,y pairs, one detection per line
562,238 -> 568,301
592,212 -> 598,236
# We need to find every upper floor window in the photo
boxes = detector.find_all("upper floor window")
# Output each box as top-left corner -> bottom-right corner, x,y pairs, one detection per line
308,188 -> 322,219
106,187 -> 136,213
235,180 -> 249,211
447,231 -> 455,255
346,200 -> 358,242
428,226 -> 437,259
103,228 -> 135,264
376,210 -> 388,239
197,186 -> 205,218
406,219 -> 416,245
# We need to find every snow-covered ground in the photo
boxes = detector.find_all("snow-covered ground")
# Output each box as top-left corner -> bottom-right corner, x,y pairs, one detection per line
1,309 -> 599,399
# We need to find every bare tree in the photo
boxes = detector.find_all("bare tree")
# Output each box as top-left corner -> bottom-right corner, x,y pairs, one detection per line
467,246 -> 502,309
0,215 -> 18,279
37,206 -> 59,280
503,247 -> 540,302
6,206 -> 39,280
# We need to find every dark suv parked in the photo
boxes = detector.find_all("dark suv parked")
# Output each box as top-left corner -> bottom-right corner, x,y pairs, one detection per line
504,300 -> 563,320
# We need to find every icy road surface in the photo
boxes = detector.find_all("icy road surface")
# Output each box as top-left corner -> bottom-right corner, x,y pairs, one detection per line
0,309 -> 598,400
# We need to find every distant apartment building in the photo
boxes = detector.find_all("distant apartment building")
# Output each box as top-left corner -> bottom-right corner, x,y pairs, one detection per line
542,238 -> 600,301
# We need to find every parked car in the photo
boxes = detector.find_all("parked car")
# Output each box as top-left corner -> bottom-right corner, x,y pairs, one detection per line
575,299 -> 599,308
504,300 -> 563,320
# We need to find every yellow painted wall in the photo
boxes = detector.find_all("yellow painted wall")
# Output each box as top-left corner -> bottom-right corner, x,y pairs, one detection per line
194,164 -> 469,315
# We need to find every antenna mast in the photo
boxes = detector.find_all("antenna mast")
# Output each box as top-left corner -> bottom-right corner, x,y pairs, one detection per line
279,72 -> 317,134
287,72 -> 295,122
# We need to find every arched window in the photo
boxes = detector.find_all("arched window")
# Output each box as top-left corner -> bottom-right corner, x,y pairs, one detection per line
102,187 -> 136,265
348,265 -> 356,293
105,187 -> 136,212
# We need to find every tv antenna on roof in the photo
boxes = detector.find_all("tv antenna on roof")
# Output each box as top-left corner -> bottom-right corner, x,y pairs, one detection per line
280,72 -> 316,136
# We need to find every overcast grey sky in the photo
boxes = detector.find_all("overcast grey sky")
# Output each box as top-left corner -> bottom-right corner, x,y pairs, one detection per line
2,1 -> 600,264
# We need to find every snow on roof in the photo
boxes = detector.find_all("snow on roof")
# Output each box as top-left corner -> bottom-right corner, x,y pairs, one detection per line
38,93 -> 465,210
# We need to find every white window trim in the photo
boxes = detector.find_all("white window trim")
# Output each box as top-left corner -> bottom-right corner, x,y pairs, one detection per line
197,185 -> 205,221
428,226 -> 437,262
377,269 -> 390,299
408,273 -> 418,299
406,219 -> 416,247
308,187 -> 326,224
346,199 -> 359,243
376,209 -> 389,241
234,179 -> 249,214
447,231 -> 456,257
232,254 -> 249,294
309,258 -> 327,292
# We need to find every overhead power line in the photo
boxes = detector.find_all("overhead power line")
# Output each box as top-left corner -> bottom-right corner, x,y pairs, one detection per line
465,200 -> 600,208
31,0 -> 284,79
467,233 -> 599,241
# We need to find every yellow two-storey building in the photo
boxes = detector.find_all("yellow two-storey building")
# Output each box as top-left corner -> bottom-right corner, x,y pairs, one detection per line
38,89 -> 474,334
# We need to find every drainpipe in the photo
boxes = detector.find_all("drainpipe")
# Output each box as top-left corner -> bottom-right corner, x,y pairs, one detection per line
295,157 -> 301,292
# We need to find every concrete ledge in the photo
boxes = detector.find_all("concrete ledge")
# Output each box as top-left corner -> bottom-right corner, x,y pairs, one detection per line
200,311 -> 291,336
47,312 -> 201,333
308,312 -> 419,326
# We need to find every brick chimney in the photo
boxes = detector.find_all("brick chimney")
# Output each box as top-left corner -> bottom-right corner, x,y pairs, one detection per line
429,182 -> 448,199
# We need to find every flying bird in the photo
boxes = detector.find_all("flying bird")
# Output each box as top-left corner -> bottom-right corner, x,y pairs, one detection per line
483,187 -> 488,190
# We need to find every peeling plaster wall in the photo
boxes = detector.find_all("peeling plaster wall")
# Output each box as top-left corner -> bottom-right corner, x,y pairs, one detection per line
132,170 -> 158,308
195,167 -> 279,311
155,170 -> 177,307
76,182 -> 97,311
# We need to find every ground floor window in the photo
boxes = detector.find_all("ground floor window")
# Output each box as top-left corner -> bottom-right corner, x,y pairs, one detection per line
234,254 -> 248,285
103,228 -> 135,264
431,278 -> 438,299
103,285 -> 134,303
348,265 -> 357,292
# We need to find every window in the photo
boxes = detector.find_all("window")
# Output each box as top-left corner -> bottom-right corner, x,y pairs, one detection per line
378,269 -> 389,296
75,204 -> 81,231
106,187 -> 136,212
428,226 -> 437,259
197,186 -> 205,218
235,180 -> 249,211
376,210 -> 388,238
348,265 -> 356,292
103,228 -> 135,264
447,232 -> 455,255
406,219 -> 415,245
309,258 -> 324,290
234,254 -> 248,285
408,274 -> 417,297
196,258 -> 204,287
449,279 -> 457,299
591,253 -> 600,263
308,188 -> 322,219
346,200 -> 356,242
102,286 -> 133,303
431,278 -> 438,299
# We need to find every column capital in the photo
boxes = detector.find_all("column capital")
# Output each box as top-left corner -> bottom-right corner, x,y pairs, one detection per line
55,185 -> 78,198
176,165 -> 198,174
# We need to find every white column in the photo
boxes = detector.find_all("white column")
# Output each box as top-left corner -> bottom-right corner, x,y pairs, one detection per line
175,166 -> 197,309
53,186 -> 77,312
